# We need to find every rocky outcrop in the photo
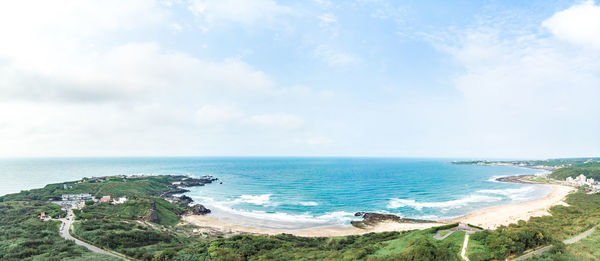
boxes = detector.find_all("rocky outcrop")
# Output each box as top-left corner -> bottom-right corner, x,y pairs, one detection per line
144,202 -> 159,223
160,176 -> 219,198
181,176 -> 219,187
187,204 -> 211,215
177,195 -> 194,206
351,212 -> 435,228
160,188 -> 191,198
495,175 -> 536,184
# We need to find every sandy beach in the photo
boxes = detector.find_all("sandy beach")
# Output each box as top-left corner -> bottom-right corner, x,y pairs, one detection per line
447,184 -> 575,229
182,215 -> 443,237
183,184 -> 575,237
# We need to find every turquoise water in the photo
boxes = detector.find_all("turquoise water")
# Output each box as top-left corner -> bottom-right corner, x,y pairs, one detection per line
0,157 -> 550,229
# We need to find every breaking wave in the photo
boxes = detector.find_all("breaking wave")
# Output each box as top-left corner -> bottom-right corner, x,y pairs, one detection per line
298,201 -> 319,206
191,195 -> 355,229
388,195 -> 502,211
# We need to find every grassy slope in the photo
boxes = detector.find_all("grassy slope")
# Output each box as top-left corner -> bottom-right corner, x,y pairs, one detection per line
76,197 -> 184,226
565,230 -> 600,260
373,228 -> 465,259
2,175 -> 178,201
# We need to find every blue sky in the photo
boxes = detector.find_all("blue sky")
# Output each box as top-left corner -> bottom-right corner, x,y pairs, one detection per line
0,0 -> 598,158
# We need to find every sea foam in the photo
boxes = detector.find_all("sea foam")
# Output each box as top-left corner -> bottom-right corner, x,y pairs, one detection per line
192,195 -> 355,228
387,194 -> 502,211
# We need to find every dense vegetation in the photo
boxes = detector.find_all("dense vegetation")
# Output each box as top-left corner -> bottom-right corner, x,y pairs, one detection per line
549,165 -> 600,180
0,200 -> 118,261
71,212 -> 466,260
76,196 -> 185,226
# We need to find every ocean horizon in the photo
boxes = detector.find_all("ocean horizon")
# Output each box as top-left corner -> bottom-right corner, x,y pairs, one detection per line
0,157 -> 551,229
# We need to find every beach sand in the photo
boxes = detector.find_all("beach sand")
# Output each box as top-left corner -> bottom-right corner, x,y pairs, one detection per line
447,184 -> 575,230
183,184 -> 575,237
182,215 -> 442,237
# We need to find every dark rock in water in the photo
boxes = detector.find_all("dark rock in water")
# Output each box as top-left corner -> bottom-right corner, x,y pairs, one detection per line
351,212 -> 435,228
188,204 -> 211,215
176,195 -> 194,206
495,175 -> 535,184
161,188 -> 190,198
354,212 -> 400,225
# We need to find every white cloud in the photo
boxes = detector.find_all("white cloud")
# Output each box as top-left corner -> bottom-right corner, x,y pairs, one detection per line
436,3 -> 600,157
0,0 -> 330,157
245,113 -> 304,130
296,136 -> 333,147
196,104 -> 244,126
542,0 -> 600,49
313,45 -> 359,67
0,42 -> 276,102
188,0 -> 293,30
318,13 -> 337,27
0,1 -> 163,40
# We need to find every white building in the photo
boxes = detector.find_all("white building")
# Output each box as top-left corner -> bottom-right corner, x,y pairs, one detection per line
566,174 -> 596,187
62,193 -> 92,201
112,197 -> 127,204
566,177 -> 574,183
575,174 -> 587,186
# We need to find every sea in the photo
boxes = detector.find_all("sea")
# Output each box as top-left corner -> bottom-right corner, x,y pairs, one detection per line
0,157 -> 552,229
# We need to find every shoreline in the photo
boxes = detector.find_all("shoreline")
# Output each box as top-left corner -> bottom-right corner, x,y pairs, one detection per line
183,176 -> 575,237
446,183 -> 574,229
182,215 -> 444,237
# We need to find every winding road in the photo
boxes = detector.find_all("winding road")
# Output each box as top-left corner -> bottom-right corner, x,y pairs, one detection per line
511,226 -> 596,261
58,209 -> 125,260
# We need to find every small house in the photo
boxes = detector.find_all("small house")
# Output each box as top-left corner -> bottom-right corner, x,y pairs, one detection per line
99,195 -> 111,203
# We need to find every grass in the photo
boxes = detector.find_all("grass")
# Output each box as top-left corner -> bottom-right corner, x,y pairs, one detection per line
466,235 -> 489,261
372,227 -> 464,258
438,230 -> 452,238
566,230 -> 600,260
76,197 -> 185,226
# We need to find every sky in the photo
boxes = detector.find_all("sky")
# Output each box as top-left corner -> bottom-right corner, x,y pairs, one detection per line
0,0 -> 599,158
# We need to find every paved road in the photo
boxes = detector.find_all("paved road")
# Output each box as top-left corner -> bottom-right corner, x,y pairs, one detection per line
58,209 -> 124,260
511,227 -> 596,261
433,229 -> 456,240
564,227 -> 595,244
434,223 -> 482,240
512,245 -> 553,261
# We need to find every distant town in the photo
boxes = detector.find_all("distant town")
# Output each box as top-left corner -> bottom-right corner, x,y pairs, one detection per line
564,174 -> 600,194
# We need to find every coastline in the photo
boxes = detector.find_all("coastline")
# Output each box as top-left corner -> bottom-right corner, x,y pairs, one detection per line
182,215 -> 443,237
446,183 -> 574,229
183,177 -> 575,236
